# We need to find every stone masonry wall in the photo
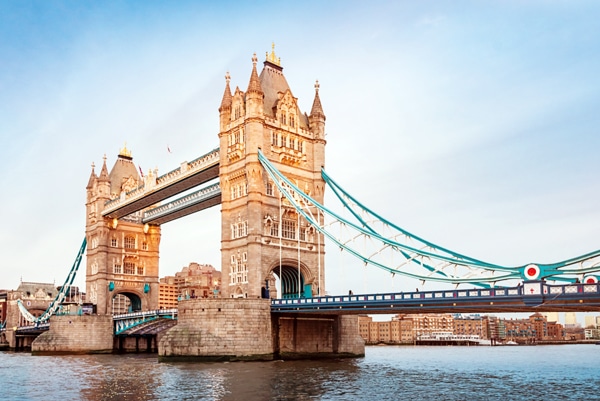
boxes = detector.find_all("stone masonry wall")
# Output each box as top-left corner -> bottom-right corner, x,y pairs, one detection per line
158,298 -> 273,361
32,315 -> 114,354
275,314 -> 365,359
336,315 -> 366,356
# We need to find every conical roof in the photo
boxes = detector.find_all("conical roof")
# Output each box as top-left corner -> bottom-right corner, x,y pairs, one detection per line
310,80 -> 326,120
86,163 -> 97,189
108,144 -> 140,197
219,72 -> 232,112
257,47 -> 309,128
246,53 -> 263,95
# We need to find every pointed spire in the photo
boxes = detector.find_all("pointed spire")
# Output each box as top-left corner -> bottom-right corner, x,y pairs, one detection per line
86,161 -> 97,189
99,154 -> 110,182
219,72 -> 232,112
310,80 -> 325,120
246,53 -> 263,95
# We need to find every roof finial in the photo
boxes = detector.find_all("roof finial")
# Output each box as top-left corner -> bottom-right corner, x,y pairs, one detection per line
119,142 -> 131,158
252,53 -> 258,66
266,42 -> 281,66
314,79 -> 320,93
225,71 -> 231,84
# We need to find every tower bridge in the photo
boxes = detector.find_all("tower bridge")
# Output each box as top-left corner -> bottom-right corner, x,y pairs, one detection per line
7,46 -> 600,359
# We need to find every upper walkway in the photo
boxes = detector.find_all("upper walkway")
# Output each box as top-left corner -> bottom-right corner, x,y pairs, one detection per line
102,148 -> 220,220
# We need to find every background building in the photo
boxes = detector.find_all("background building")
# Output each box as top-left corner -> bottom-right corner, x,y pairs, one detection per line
358,313 -> 574,345
158,263 -> 222,308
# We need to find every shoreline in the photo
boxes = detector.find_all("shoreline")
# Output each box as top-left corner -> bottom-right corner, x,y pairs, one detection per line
366,339 -> 599,346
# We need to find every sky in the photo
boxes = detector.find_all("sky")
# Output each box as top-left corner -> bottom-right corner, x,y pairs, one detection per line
1,1 -> 600,323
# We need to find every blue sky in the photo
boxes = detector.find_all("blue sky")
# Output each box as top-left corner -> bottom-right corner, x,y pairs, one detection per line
1,1 -> 600,322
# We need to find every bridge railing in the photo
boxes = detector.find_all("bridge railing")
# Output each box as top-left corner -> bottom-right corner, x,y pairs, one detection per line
271,281 -> 600,309
113,308 -> 178,335
112,308 -> 178,321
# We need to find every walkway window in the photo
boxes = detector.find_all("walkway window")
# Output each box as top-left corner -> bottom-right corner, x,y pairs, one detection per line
113,262 -> 122,274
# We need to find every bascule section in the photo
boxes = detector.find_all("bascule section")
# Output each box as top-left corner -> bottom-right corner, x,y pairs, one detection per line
85,146 -> 162,315
217,48 -> 327,300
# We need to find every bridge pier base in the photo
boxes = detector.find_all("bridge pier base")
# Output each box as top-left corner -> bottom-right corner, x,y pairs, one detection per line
31,315 -> 114,355
158,299 -> 365,361
273,314 -> 365,359
158,298 -> 274,362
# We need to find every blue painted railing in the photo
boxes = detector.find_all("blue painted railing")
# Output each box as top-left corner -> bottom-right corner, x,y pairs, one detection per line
271,281 -> 600,313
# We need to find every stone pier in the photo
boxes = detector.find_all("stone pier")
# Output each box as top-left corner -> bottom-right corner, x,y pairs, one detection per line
158,298 -> 273,362
274,314 -> 365,359
31,315 -> 113,355
159,298 -> 365,361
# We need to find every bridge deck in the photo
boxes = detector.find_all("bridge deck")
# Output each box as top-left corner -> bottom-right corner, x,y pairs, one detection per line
271,281 -> 600,315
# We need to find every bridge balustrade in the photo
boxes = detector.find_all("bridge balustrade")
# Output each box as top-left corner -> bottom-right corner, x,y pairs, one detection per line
271,281 -> 600,313
113,308 -> 178,335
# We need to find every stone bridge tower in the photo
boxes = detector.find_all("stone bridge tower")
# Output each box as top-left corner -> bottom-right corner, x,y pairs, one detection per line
85,146 -> 161,315
218,47 -> 327,299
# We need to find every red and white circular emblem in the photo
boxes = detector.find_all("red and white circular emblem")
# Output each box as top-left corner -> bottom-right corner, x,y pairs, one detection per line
583,275 -> 598,284
524,264 -> 540,280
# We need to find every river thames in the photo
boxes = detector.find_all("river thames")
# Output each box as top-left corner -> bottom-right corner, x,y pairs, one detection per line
1,345 -> 599,400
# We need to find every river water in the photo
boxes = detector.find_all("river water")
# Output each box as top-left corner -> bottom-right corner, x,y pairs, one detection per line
1,345 -> 599,400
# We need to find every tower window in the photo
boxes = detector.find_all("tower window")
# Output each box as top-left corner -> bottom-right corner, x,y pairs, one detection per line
282,219 -> 296,240
270,222 -> 279,237
124,236 -> 136,249
124,261 -> 136,275
113,262 -> 122,274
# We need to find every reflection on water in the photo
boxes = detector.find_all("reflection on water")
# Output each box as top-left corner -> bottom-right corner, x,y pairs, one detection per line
1,345 -> 599,401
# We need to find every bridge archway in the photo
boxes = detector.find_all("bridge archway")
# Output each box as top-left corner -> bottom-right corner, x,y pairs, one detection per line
270,262 -> 314,299
111,292 -> 142,314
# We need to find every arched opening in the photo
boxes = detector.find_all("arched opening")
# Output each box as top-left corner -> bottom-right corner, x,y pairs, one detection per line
272,264 -> 312,299
111,292 -> 142,314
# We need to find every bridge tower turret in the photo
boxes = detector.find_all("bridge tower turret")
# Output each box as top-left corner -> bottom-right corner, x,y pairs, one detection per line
85,146 -> 161,315
219,46 -> 326,299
